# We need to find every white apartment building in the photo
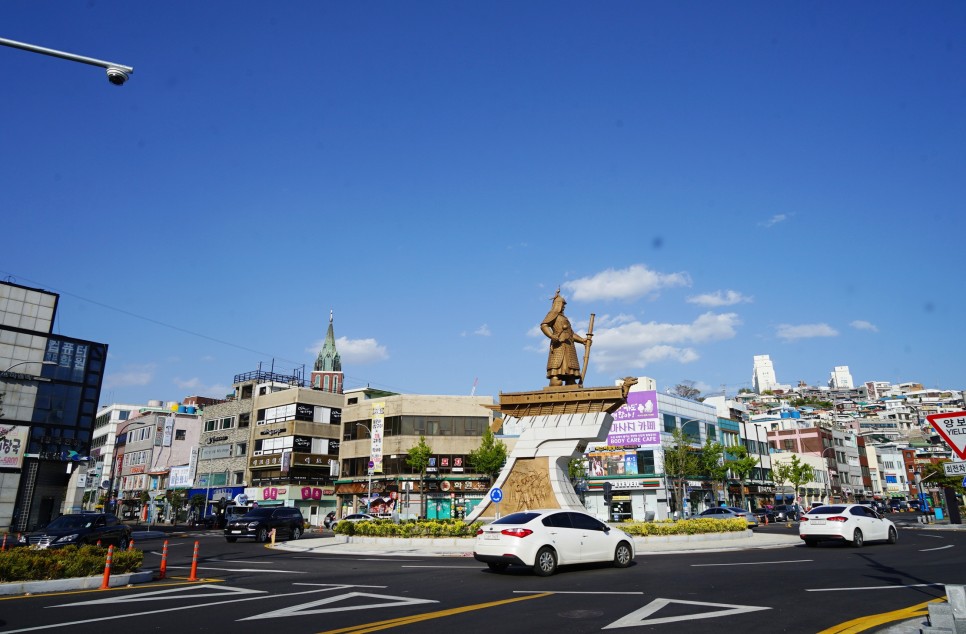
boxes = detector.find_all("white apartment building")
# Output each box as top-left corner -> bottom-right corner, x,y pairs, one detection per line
752,354 -> 779,393
829,366 -> 854,389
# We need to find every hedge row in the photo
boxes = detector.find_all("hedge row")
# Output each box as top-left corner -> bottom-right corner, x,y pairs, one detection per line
0,545 -> 144,582
334,518 -> 483,538
333,517 -> 747,538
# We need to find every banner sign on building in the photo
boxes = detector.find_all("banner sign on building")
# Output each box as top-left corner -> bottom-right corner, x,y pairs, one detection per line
162,416 -> 175,447
371,401 -> 385,474
588,449 -> 639,476
607,389 -> 661,446
0,425 -> 29,468
169,464 -> 192,488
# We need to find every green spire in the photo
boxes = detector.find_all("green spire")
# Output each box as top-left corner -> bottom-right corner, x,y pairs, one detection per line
314,310 -> 341,372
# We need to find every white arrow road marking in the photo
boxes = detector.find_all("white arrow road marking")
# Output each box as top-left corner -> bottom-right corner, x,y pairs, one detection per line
807,583 -> 947,592
602,598 -> 770,628
239,592 -> 438,620
51,584 -> 264,607
921,545 -> 954,552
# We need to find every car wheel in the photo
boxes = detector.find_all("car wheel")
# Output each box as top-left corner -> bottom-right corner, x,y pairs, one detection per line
887,527 -> 898,544
256,527 -> 268,543
291,526 -> 303,540
226,537 -> 238,543
487,562 -> 509,572
804,539 -> 818,547
852,529 -> 864,548
533,547 -> 558,577
614,541 -> 633,568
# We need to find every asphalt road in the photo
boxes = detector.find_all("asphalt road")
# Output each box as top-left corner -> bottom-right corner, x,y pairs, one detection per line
1,520 -> 962,633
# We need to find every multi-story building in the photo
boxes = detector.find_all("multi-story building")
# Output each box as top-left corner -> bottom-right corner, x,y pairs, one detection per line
337,392 -> 494,520
0,281 -> 108,531
86,402 -> 142,511
829,366 -> 854,389
752,354 -> 779,393
115,404 -> 201,521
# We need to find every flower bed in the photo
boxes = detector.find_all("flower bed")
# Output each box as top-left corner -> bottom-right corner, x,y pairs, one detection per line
0,544 -> 144,582
334,518 -> 483,538
619,518 -> 747,536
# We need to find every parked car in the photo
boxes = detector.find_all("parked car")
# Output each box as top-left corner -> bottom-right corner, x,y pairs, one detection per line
753,507 -> 776,523
474,509 -> 635,576
772,504 -> 801,521
188,513 -> 219,529
799,503 -> 898,547
696,506 -> 759,528
224,507 -> 305,543
889,500 -> 910,513
19,512 -> 132,549
341,513 -> 377,522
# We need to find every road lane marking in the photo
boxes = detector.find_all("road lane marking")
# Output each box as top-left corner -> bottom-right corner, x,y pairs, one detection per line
240,592 -> 439,619
51,584 -> 264,606
166,565 -> 305,573
921,545 -> 954,552
515,591 -> 645,595
817,596 -> 943,633
692,559 -> 812,567
401,565 -> 481,569
316,592 -> 554,633
602,598 -> 770,628
808,583 -> 947,592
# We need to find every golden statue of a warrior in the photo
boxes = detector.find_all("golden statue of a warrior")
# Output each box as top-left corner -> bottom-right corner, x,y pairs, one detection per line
541,290 -> 594,387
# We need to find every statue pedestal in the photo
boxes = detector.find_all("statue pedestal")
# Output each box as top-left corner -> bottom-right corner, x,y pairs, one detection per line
466,382 -> 632,522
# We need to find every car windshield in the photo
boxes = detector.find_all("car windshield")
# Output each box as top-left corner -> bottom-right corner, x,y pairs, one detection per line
241,508 -> 273,519
46,515 -> 96,530
807,505 -> 847,515
492,512 -> 541,525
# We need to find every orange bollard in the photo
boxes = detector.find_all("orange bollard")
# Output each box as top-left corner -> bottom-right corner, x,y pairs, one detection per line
100,545 -> 114,590
158,540 -> 169,580
187,540 -> 200,582
128,539 -> 135,552
2,533 -> 7,551
96,539 -> 102,547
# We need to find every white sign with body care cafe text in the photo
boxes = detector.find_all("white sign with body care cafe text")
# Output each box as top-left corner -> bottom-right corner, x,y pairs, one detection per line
927,411 -> 966,460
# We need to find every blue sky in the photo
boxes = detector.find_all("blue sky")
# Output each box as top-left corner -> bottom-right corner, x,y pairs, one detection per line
2,2 -> 964,406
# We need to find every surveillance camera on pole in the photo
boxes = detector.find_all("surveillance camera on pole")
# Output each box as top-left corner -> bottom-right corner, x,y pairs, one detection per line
0,36 -> 134,85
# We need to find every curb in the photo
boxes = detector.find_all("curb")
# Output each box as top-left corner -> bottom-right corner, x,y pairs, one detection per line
0,570 -> 155,596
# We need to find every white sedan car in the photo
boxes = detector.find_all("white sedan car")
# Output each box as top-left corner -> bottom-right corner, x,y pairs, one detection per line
473,509 -> 635,576
799,503 -> 898,547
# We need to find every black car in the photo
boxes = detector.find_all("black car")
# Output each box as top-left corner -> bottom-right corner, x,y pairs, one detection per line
772,504 -> 801,521
224,507 -> 305,543
753,507 -> 776,523
19,512 -> 132,549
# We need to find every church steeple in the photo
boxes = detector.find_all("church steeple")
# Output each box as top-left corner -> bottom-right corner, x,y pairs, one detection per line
311,310 -> 343,393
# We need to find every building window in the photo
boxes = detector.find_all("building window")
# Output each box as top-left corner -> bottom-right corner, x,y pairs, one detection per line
238,413 -> 250,428
175,429 -> 186,441
235,442 -> 247,457
663,414 -> 676,433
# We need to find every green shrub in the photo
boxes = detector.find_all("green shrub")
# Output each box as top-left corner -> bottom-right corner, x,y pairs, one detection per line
619,518 -> 747,536
0,545 -> 144,582
333,518 -> 482,538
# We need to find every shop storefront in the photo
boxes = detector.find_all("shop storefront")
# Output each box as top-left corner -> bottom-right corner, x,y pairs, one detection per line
241,484 -> 338,527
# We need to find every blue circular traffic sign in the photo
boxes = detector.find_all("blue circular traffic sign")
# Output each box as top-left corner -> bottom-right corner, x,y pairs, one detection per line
489,487 -> 504,503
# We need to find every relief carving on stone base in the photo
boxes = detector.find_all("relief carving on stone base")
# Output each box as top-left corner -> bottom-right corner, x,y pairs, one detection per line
501,457 -> 558,512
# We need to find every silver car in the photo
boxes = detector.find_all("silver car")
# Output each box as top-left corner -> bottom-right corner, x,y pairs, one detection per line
696,506 -> 759,528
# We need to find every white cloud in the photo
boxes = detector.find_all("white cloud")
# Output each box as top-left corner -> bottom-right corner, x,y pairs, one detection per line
589,312 -> 741,373
687,290 -> 753,307
103,364 -> 155,389
761,213 -> 791,228
474,324 -> 492,337
173,377 -> 203,390
336,337 -> 389,364
850,320 -> 879,332
776,323 -> 839,341
562,264 -> 691,302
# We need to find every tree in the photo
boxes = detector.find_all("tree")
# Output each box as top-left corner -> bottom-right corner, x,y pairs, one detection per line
726,444 -> 760,509
406,435 -> 433,519
663,427 -> 701,518
772,461 -> 791,503
467,428 -> 507,486
786,456 -> 815,509
168,489 -> 186,524
700,439 -> 729,506
673,381 -> 701,401
189,493 -> 206,519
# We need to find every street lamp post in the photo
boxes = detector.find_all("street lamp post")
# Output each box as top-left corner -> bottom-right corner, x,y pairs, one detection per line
356,424 -> 373,512
821,446 -> 836,504
0,36 -> 134,85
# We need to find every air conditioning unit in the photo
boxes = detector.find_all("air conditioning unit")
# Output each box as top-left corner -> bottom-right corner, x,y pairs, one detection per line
256,420 -> 265,425
253,450 -> 263,456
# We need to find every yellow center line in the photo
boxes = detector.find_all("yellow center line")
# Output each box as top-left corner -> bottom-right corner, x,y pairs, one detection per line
817,596 -> 944,634
316,592 -> 555,634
